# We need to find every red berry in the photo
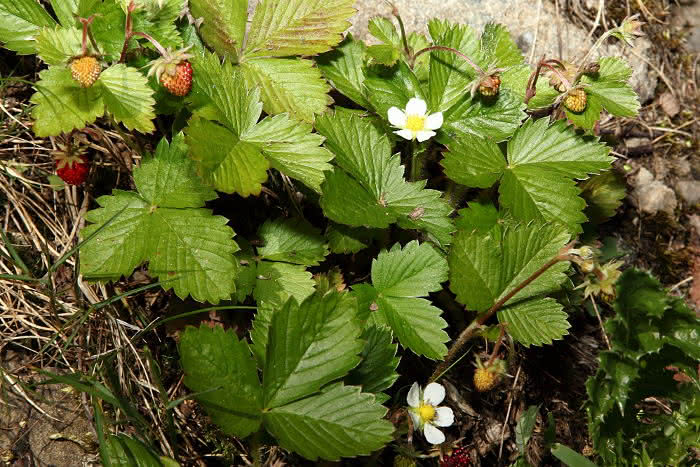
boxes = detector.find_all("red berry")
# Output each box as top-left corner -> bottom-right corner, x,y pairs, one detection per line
160,60 -> 192,97
55,153 -> 89,185
440,447 -> 470,467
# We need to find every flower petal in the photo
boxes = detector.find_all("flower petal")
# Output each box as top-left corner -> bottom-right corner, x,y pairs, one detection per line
395,129 -> 415,140
423,423 -> 446,444
423,382 -> 445,405
424,112 -> 444,130
415,130 -> 436,142
388,107 -> 407,127
405,97 -> 427,117
433,407 -> 454,427
407,382 -> 421,407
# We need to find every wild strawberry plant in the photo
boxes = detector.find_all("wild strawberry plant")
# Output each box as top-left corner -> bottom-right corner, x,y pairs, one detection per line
3,0 -> 697,464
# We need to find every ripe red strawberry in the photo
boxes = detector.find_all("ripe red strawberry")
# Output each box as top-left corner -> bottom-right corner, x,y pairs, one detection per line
148,47 -> 194,97
70,56 -> 101,88
161,60 -> 192,96
54,149 -> 89,185
440,447 -> 470,467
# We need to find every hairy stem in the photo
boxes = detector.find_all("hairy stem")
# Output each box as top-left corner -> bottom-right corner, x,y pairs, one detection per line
429,252 -> 570,382
409,139 -> 420,181
413,45 -> 485,75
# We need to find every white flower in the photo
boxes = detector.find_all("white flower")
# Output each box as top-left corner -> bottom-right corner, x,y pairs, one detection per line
407,382 -> 454,444
388,98 -> 443,142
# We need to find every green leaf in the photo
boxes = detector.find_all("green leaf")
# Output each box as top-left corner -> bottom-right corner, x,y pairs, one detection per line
479,23 -> 524,68
500,118 -> 612,231
257,217 -> 328,266
264,383 -> 394,461
369,17 -> 430,80
240,57 -> 332,122
498,297 -> 571,346
317,35 -> 370,108
50,0 -> 80,27
233,240 -> 257,302
427,19 -> 480,111
346,325 -> 399,393
263,292 -> 363,408
35,26 -> 81,65
580,171 -> 626,224
101,434 -> 165,466
30,66 -> 105,137
99,64 -> 156,133
367,44 -> 400,66
551,444 -> 599,467
365,61 -> 427,117
185,117 -> 269,196
440,89 -> 526,143
243,113 -> 334,193
317,111 -> 454,246
189,0 -> 247,60
455,200 -> 499,233
515,405 -> 540,455
80,134 -> 239,303
442,135 -> 506,188
0,0 -> 55,54
361,241 -> 449,359
179,324 -> 262,438
566,57 -> 640,129
326,223 -> 372,254
245,0 -> 355,58
449,222 -> 570,312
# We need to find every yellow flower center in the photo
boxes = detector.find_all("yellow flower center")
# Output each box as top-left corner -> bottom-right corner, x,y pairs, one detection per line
405,115 -> 425,132
418,404 -> 435,422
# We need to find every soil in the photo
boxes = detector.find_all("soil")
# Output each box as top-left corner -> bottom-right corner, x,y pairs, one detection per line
1,1 -> 698,466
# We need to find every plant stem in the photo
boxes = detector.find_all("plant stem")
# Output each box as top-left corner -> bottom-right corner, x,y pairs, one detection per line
429,252 -> 570,382
409,139 -> 420,181
412,45 -> 485,75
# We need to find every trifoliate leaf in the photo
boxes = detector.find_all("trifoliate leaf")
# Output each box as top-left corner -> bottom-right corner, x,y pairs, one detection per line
449,222 -> 570,312
455,200 -> 500,233
326,223 -> 374,254
581,171 -> 626,224
358,241 -> 449,359
240,57 -> 332,122
443,118 -> 612,232
186,54 -> 333,194
99,64 -> 156,133
245,0 -> 355,58
317,111 -> 454,246
30,66 -> 105,137
498,297 -> 571,346
263,292 -> 363,409
264,383 -> 394,461
346,325 -> 400,394
80,134 -> 239,303
566,57 -> 640,129
50,0 -> 80,28
440,89 -> 526,143
189,0 -> 247,59
35,26 -> 81,65
0,0 -> 56,54
364,61 -> 428,118
258,218 -> 328,266
243,113 -> 334,193
179,325 -> 262,438
317,35 -> 371,109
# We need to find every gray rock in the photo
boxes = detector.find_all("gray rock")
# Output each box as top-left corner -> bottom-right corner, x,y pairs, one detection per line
632,180 -> 678,215
676,180 -> 700,205
348,0 -> 657,102
689,214 -> 700,236
632,167 -> 655,186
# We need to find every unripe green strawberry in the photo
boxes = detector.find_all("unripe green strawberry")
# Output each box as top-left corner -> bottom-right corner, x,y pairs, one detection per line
564,88 -> 587,113
70,56 -> 101,87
